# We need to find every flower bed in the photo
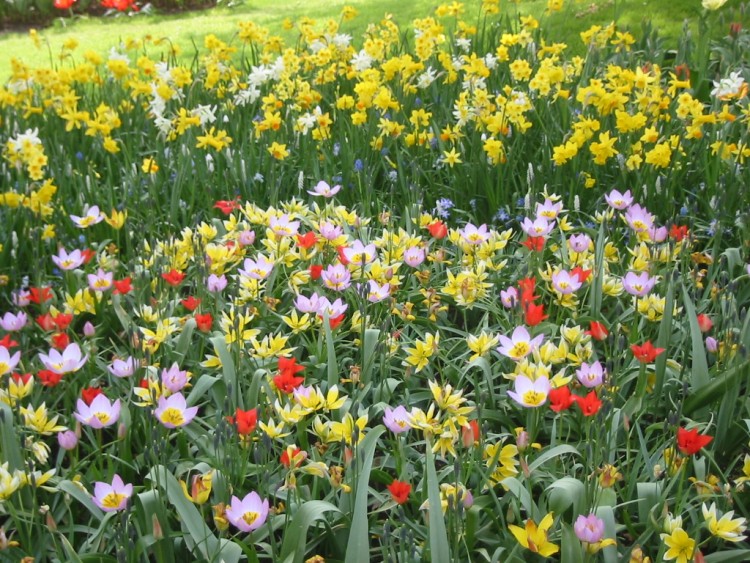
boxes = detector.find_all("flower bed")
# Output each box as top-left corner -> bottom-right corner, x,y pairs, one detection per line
1,1 -> 750,561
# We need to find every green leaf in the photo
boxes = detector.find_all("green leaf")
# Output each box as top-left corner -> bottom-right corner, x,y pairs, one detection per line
148,465 -> 242,563
595,505 -> 618,563
681,284 -> 709,391
654,277 -> 674,396
345,425 -> 387,563
0,403 -> 24,471
683,359 -> 750,415
59,534 -> 85,563
58,480 -> 104,522
636,482 -> 662,524
559,522 -> 583,563
210,336 -> 239,408
588,222 -> 606,317
322,312 -> 339,388
501,478 -> 534,518
704,550 -> 750,563
528,445 -> 580,473
424,442 -> 451,563
280,501 -> 342,563
186,374 -> 219,406
462,357 -> 496,407
546,477 -> 584,516
360,328 -> 381,386
174,317 -> 196,361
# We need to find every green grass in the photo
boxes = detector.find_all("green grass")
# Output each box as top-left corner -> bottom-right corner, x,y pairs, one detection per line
2,0 -> 748,81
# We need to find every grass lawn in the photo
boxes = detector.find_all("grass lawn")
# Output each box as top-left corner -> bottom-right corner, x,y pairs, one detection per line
1,0 -> 748,81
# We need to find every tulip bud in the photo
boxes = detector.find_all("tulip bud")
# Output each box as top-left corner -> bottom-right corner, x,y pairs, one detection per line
83,321 -> 96,337
57,430 -> 78,451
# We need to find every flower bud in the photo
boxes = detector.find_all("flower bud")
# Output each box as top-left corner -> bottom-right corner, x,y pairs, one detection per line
57,430 -> 78,451
83,321 -> 96,337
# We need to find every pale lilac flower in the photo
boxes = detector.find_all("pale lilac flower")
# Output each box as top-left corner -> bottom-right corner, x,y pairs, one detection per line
0,346 -> 22,376
365,280 -> 390,303
83,321 -> 96,337
92,474 -> 132,512
87,269 -> 113,292
342,240 -> 377,266
623,204 -> 654,232
52,248 -> 85,271
161,363 -> 189,393
604,189 -> 633,210
403,246 -> 426,267
459,223 -> 490,245
0,311 -> 27,331
535,198 -> 564,220
383,405 -> 411,434
321,264 -> 351,291
622,271 -> 657,296
70,205 -> 104,229
497,326 -> 544,361
238,230 -> 256,246
507,375 -> 550,408
574,514 -> 606,543
153,392 -> 198,428
648,226 -> 668,243
57,430 -> 78,450
316,296 -> 348,318
269,214 -> 300,237
568,233 -> 592,253
318,221 -> 343,241
705,337 -> 718,353
108,357 -> 136,378
12,289 -> 31,307
576,362 -> 606,388
239,255 -> 274,280
307,180 -> 341,198
207,274 -> 227,293
294,293 -> 322,314
551,270 -> 583,294
39,343 -> 88,374
500,287 -> 518,308
226,491 -> 269,532
74,394 -> 121,428
520,217 -> 555,237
